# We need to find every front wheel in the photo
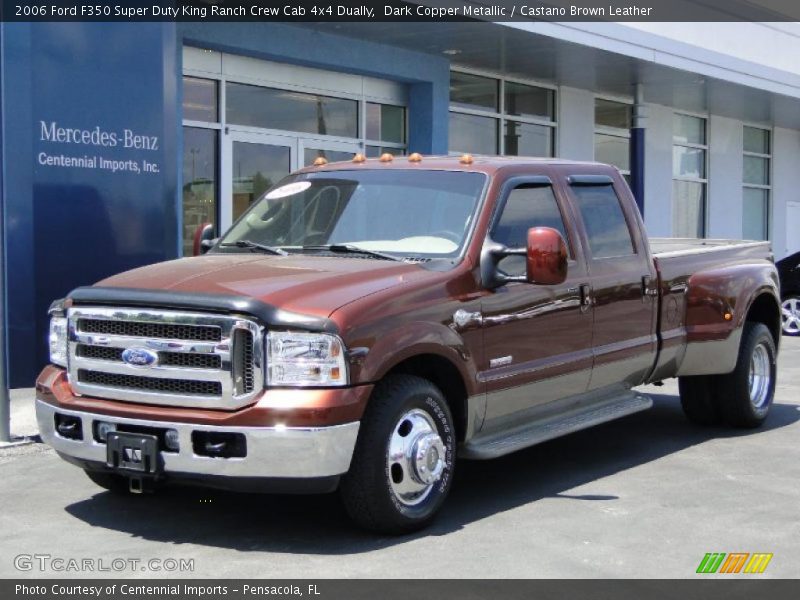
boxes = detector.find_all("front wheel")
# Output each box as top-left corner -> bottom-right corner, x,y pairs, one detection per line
781,295 -> 800,336
339,375 -> 456,534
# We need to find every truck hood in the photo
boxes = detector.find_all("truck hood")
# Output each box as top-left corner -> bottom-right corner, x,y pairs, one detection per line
96,253 -> 433,318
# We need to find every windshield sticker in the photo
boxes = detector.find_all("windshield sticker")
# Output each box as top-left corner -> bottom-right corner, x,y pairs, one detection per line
265,181 -> 312,199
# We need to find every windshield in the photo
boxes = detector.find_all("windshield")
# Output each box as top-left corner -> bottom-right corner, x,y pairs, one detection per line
217,169 -> 487,260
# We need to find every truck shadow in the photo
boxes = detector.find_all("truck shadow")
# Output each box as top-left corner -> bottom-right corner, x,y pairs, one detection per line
64,394 -> 800,554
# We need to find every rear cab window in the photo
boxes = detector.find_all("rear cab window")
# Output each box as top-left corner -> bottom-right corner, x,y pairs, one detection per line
567,175 -> 636,260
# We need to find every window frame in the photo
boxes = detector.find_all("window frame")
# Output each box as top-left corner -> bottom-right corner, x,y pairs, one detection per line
593,95 -> 633,177
671,111 -> 709,238
448,66 -> 558,157
742,124 -> 772,240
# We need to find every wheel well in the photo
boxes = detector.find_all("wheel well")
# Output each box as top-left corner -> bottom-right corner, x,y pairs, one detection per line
385,354 -> 468,442
747,293 -> 781,346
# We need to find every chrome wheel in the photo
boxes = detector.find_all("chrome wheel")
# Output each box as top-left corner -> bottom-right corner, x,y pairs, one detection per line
387,408 -> 446,507
781,297 -> 800,335
748,342 -> 772,409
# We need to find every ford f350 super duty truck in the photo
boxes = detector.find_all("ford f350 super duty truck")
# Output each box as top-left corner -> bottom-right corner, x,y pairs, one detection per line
37,155 -> 781,534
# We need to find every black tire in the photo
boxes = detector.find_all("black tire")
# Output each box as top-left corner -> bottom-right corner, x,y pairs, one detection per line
715,322 -> 777,428
781,295 -> 800,336
339,374 -> 456,534
84,469 -> 130,494
679,375 -> 722,425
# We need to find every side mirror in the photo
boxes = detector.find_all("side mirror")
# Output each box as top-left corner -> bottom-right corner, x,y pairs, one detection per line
480,226 -> 568,289
192,223 -> 216,256
525,227 -> 568,285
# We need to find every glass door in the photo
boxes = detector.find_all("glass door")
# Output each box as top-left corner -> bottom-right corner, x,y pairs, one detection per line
300,139 -> 360,167
222,131 -> 297,231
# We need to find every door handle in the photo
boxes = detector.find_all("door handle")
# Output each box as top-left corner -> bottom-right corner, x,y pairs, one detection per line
579,283 -> 592,312
642,275 -> 658,301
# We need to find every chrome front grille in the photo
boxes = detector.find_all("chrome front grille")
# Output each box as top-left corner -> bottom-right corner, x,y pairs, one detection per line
67,307 -> 264,409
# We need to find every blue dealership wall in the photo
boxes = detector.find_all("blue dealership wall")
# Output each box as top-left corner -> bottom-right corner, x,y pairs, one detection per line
1,23 -> 179,387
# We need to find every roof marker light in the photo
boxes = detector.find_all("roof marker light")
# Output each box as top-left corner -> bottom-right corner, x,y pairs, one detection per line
460,153 -> 474,165
313,156 -> 328,166
352,153 -> 366,163
408,153 -> 422,163
379,153 -> 394,163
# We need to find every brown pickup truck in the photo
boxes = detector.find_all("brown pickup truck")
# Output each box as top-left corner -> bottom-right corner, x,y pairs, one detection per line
37,156 -> 781,534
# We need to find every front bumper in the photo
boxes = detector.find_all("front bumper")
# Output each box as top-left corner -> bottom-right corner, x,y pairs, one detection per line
36,398 -> 360,483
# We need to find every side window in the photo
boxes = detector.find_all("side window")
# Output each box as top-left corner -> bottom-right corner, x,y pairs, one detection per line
492,184 -> 570,276
570,184 -> 635,259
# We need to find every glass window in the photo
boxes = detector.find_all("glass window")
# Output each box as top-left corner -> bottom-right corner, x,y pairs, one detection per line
226,82 -> 358,138
183,77 -> 218,122
220,170 -> 486,259
672,180 -> 706,238
303,148 -> 356,166
504,121 -> 553,157
743,188 -> 769,240
366,103 -> 405,144
231,141 -> 292,221
595,99 -> 631,129
673,114 -> 706,145
492,185 -> 569,275
744,127 -> 770,155
365,146 -> 405,158
672,146 -> 706,178
449,112 -> 498,154
182,127 -> 218,256
450,71 -> 498,111
570,184 -> 635,258
594,134 -> 630,172
744,155 -> 769,186
504,82 -> 555,121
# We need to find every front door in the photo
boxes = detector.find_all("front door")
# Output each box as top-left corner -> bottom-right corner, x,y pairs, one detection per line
480,177 -> 594,433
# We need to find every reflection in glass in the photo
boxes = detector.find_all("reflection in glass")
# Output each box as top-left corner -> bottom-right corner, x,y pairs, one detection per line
227,83 -> 358,138
744,155 -> 769,186
304,148 -> 356,166
673,180 -> 706,238
673,114 -> 706,145
183,77 -> 218,122
449,112 -> 497,154
504,82 -> 554,120
450,72 -> 498,111
673,146 -> 706,178
595,99 -> 631,129
594,134 -> 630,171
182,127 -> 218,256
744,127 -> 770,155
232,141 -> 292,221
365,146 -> 404,158
743,188 -> 769,241
504,121 -> 552,157
366,103 -> 405,143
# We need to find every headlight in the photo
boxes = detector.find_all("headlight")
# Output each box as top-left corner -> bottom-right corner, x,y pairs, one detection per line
48,299 -> 68,367
266,331 -> 348,387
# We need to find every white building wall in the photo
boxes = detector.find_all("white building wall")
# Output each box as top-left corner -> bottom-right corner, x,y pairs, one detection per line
557,86 -> 594,161
707,115 -> 744,239
773,127 -> 800,257
642,103 -> 673,237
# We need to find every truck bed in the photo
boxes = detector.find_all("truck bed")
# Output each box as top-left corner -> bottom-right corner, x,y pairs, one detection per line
650,237 -> 771,258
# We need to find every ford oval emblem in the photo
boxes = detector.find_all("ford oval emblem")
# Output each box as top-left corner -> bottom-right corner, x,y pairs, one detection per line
121,347 -> 159,367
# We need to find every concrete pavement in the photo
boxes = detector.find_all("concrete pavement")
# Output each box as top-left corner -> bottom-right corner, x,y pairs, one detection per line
1,337 -> 798,578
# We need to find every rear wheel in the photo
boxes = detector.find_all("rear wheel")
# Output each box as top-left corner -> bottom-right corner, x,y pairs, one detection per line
679,375 -> 722,425
339,375 -> 455,534
781,295 -> 800,336
716,322 -> 776,428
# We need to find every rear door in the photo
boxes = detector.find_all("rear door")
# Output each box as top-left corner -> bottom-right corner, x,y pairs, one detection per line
563,173 -> 658,391
480,176 -> 594,432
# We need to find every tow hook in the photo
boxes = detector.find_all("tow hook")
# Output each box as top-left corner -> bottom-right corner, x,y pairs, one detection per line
128,476 -> 156,494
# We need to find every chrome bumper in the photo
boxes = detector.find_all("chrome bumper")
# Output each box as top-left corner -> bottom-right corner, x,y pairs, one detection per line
36,399 -> 359,479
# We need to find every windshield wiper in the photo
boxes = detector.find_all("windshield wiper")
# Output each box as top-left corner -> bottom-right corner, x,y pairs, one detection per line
220,240 -> 288,256
301,244 -> 402,262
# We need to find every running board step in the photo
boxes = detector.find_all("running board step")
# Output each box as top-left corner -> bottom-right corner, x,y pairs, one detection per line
461,391 -> 653,459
